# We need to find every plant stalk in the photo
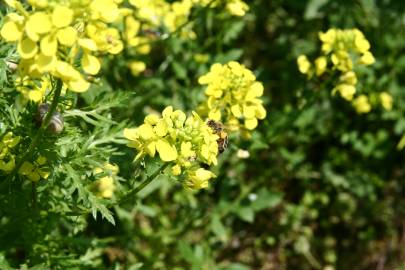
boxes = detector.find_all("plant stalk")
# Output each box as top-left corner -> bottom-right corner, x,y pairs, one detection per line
119,163 -> 169,204
8,78 -> 63,181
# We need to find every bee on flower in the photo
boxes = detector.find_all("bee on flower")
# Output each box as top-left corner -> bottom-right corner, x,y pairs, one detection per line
124,106 -> 219,190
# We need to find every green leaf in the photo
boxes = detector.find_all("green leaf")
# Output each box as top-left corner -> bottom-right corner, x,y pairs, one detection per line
236,207 -> 254,223
251,188 -> 283,212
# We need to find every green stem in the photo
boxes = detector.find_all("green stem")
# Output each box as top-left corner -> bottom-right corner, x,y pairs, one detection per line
8,79 -> 63,180
119,163 -> 169,204
65,163 -> 169,216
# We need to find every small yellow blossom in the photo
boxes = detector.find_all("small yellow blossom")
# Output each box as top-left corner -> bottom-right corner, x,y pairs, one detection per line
352,95 -> 371,114
297,55 -> 311,75
0,132 -> 20,173
380,92 -> 393,111
93,163 -> 119,198
18,156 -> 49,181
129,61 -> 146,76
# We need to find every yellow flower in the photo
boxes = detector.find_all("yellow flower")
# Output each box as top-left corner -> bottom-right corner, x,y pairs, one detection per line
0,132 -> 20,173
199,61 -> 266,132
124,106 -> 219,189
1,0 -> 126,95
315,56 -> 327,76
185,168 -> 216,189
333,84 -> 356,101
359,51 -> 375,65
129,61 -> 146,76
226,0 -> 249,16
297,55 -> 312,75
352,95 -> 371,114
93,163 -> 119,198
380,92 -> 393,111
18,156 -> 49,182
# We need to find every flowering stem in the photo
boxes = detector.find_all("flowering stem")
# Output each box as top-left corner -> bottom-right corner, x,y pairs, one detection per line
119,162 -> 169,204
8,78 -> 63,181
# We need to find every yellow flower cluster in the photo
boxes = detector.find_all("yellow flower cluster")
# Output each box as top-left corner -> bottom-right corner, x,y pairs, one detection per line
124,106 -> 219,189
1,0 -> 125,96
198,61 -> 266,132
0,132 -> 20,173
15,76 -> 51,102
93,163 -> 119,198
19,156 -> 49,182
297,28 -> 375,102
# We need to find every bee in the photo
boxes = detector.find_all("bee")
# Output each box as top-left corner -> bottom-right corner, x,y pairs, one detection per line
36,103 -> 64,134
207,119 -> 228,154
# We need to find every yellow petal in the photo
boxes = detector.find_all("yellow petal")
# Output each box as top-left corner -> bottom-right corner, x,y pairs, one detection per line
195,168 -> 215,182
145,141 -> 156,157
81,53 -> 100,75
208,110 -> 221,121
171,165 -> 181,176
156,139 -> 177,161
123,128 -> 139,140
154,120 -> 168,137
108,41 -> 123,54
255,105 -> 267,119
243,105 -> 256,118
35,53 -> 56,72
246,82 -> 264,100
67,77 -> 90,92
245,118 -> 258,130
129,61 -> 146,76
231,104 -> 242,117
28,90 -> 43,102
40,35 -> 58,56
57,27 -> 77,46
26,12 -> 52,35
18,38 -> 38,59
52,6 -> 73,28
1,21 -> 22,41
78,38 -> 97,51
138,123 -> 155,140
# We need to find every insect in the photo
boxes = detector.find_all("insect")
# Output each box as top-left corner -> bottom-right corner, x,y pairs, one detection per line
207,119 -> 228,154
36,103 -> 64,134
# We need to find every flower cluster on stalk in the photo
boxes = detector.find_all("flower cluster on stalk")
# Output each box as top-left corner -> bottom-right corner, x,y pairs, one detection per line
124,106 -> 219,189
297,28 -> 392,114
0,132 -> 20,173
198,61 -> 266,134
1,0 -> 125,97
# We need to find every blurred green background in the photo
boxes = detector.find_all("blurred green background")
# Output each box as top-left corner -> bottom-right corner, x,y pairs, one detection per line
2,0 -> 405,269
100,1 -> 405,269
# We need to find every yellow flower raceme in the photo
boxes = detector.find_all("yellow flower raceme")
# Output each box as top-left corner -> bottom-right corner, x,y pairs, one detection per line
0,132 -> 20,173
124,106 -> 219,189
198,61 -> 266,132
1,0 -> 125,94
298,28 -> 376,108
